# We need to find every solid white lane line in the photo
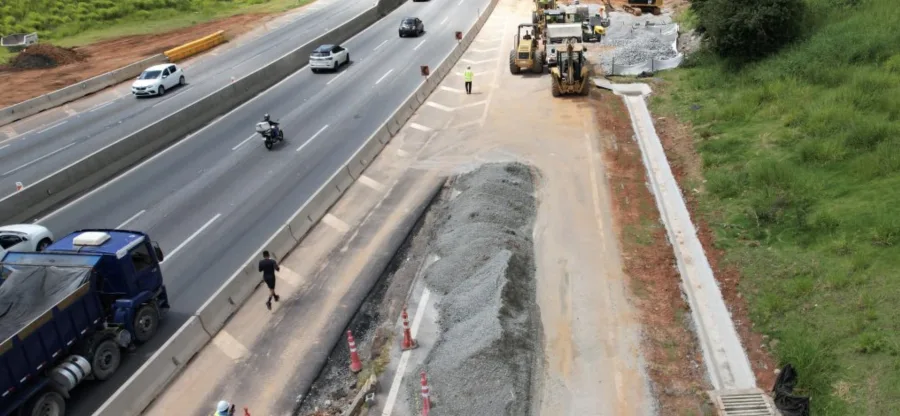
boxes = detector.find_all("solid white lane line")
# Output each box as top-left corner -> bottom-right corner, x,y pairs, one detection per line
414,39 -> 427,51
116,210 -> 146,229
297,125 -> 329,152
0,144 -> 9,151
373,39 -> 389,51
35,120 -> 68,135
382,288 -> 431,416
163,213 -> 222,262
327,70 -> 348,85
458,0 -> 464,5
88,101 -> 115,112
232,133 -> 258,151
440,17 -> 448,25
3,142 -> 77,176
375,69 -> 394,85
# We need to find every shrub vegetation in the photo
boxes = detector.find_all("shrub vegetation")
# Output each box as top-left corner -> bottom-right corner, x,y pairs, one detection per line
654,0 -> 900,413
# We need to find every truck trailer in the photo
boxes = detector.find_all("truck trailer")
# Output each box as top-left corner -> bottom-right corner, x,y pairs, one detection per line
0,229 -> 170,416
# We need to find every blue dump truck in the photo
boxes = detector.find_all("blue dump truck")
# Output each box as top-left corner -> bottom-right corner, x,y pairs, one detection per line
0,229 -> 170,416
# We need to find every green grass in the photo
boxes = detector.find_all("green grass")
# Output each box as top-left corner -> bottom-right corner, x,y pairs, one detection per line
652,0 -> 900,413
1,0 -> 313,47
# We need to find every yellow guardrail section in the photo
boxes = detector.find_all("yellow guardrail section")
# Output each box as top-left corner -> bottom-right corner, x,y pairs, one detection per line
164,30 -> 227,62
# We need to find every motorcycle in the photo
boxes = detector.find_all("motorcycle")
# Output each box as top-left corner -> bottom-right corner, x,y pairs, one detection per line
255,121 -> 285,150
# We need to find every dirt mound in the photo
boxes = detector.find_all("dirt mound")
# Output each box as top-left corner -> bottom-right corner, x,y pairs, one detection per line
9,44 -> 87,70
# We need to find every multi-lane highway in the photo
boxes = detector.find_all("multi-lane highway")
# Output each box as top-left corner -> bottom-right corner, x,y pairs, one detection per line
20,0 -> 492,413
0,0 -> 370,195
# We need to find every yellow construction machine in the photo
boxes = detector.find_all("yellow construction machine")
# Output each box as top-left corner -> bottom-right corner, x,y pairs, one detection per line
509,24 -> 544,74
622,0 -> 663,16
532,0 -> 556,40
549,39 -> 591,97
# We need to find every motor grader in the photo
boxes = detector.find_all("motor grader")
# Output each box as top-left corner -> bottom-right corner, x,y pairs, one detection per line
549,39 -> 591,97
532,0 -> 557,39
622,0 -> 662,16
509,24 -> 544,74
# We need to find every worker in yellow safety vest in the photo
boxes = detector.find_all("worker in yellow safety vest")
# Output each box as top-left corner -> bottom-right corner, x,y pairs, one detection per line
464,66 -> 473,94
213,400 -> 235,416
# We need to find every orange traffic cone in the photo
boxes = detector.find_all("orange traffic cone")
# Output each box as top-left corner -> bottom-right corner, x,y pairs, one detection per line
401,305 -> 418,351
347,330 -> 363,373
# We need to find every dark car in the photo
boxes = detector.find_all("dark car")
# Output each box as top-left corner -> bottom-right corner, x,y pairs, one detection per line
399,17 -> 424,38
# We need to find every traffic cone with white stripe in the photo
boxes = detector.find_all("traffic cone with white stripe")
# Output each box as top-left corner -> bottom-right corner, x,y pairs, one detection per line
243,407 -> 251,416
420,371 -> 431,416
347,330 -> 363,373
15,182 -> 23,192
401,305 -> 418,351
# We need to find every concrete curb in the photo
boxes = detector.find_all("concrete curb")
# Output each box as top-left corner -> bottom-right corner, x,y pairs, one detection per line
616,87 -> 757,391
91,0 -> 501,412
0,54 -> 168,127
0,7 -> 381,225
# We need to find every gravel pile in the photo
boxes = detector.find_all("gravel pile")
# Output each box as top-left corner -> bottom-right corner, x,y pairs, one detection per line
600,30 -> 678,73
409,163 -> 539,416
598,11 -> 678,74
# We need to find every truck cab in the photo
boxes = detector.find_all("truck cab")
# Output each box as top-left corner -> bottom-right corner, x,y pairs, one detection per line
0,230 -> 169,416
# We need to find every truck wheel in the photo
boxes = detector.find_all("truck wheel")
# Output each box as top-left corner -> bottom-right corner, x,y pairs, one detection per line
91,339 -> 121,381
23,390 -> 65,416
37,238 -> 52,251
551,78 -> 561,97
133,304 -> 160,344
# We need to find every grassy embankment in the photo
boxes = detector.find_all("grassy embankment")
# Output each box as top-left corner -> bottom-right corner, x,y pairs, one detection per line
0,0 -> 313,63
652,0 -> 900,413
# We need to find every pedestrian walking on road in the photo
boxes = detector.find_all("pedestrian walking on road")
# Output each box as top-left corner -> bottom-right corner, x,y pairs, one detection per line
464,66 -> 473,94
258,251 -> 281,310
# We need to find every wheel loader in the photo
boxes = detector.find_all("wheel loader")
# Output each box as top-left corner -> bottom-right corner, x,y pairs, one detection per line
622,0 -> 662,16
549,39 -> 591,97
509,24 -> 544,74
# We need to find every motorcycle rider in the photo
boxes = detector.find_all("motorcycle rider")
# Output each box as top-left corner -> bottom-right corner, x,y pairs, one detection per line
262,114 -> 280,138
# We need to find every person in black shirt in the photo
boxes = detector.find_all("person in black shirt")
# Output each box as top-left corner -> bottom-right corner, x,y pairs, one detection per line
258,250 -> 281,310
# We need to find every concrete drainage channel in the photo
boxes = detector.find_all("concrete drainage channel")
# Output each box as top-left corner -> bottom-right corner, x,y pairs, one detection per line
90,0 -> 500,413
598,80 -> 777,416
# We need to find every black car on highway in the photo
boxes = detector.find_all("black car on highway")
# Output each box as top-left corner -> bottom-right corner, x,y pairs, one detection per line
399,17 -> 424,38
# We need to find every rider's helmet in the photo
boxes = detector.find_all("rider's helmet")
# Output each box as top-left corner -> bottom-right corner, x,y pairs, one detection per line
217,400 -> 230,412
263,114 -> 270,122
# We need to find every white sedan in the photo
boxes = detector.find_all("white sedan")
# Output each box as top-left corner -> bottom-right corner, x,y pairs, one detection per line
132,63 -> 186,97
0,224 -> 54,258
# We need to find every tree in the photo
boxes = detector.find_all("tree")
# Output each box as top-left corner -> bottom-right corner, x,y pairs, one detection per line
695,0 -> 805,62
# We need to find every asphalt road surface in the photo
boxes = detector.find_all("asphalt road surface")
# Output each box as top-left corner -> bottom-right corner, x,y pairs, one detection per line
27,0 -> 492,413
0,0 -> 368,197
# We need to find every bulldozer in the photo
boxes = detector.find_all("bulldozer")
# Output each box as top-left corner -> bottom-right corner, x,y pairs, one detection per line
509,24 -> 544,74
622,0 -> 663,16
549,39 -> 591,97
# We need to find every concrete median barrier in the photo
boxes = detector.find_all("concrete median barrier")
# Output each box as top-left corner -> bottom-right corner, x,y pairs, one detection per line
93,317 -> 211,416
0,8 -> 381,225
196,261 -> 263,336
346,129 -> 390,178
0,54 -> 168,127
373,124 -> 391,145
